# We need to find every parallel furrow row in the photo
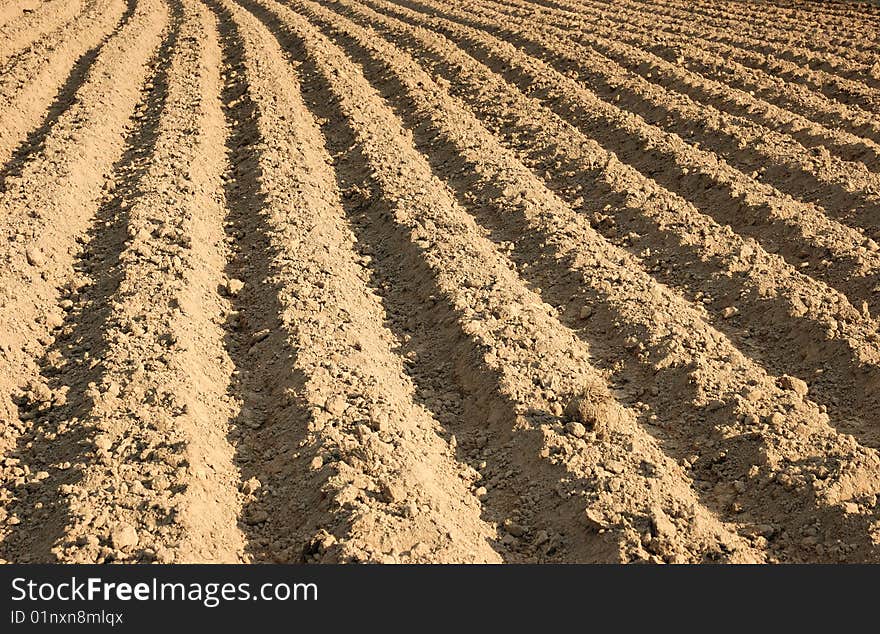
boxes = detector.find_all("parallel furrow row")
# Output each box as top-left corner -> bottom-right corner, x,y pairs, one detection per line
0,0 -> 85,67
581,0 -> 880,89
262,0 -> 880,562
531,0 -> 880,114
240,0 -> 766,562
516,0 -> 880,151
0,0 -> 132,176
0,0 -> 169,560
484,0 -> 880,172
209,0 -> 501,563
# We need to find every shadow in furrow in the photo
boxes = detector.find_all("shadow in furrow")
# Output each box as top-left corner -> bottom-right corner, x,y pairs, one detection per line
293,0 -> 880,562
0,0 -> 139,192
468,7 -> 880,236
208,0 -> 347,563
236,0 -> 657,563
529,0 -> 880,114
386,0 -> 880,309
0,8 -> 180,562
494,0 -> 880,162
335,0 -> 880,449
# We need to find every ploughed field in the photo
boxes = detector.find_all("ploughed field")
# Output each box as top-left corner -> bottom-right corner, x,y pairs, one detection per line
1,0 -> 880,564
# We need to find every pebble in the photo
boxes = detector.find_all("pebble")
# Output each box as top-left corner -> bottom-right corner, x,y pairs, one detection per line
604,460 -> 624,474
241,477 -> 261,495
721,306 -> 738,319
380,480 -> 406,504
578,305 -> 593,319
30,382 -> 52,404
650,507 -> 677,539
94,436 -> 112,451
245,509 -> 268,525
324,394 -> 347,416
110,523 -> 139,549
25,246 -> 45,267
474,486 -> 488,499
225,278 -> 244,297
582,508 -> 605,530
564,388 -> 614,434
768,412 -> 785,426
309,456 -> 323,470
44,311 -> 64,329
564,421 -> 586,438
502,519 -> 527,537
778,375 -> 808,398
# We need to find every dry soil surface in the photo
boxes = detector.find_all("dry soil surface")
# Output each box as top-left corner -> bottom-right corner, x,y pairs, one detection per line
2,0 -> 880,563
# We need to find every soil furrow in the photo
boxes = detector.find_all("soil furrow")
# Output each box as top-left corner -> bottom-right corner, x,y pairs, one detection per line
527,0 -> 880,115
374,0 -> 876,346
0,0 -> 85,67
522,0 -> 880,151
241,0 -> 761,563
39,0 -> 249,564
341,0 -> 880,468
2,0 -> 879,565
481,0 -> 880,174
208,0 -> 501,563
0,0 -> 169,556
294,0 -> 876,559
610,0 -> 879,70
579,0 -> 880,91
399,0 -> 880,252
307,0 -> 876,558
0,0 -> 132,181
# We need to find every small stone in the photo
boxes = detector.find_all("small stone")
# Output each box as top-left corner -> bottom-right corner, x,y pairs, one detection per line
25,246 -> 45,267
241,477 -> 261,495
650,507 -> 677,539
245,509 -> 268,525
604,460 -> 624,474
369,410 -> 389,432
155,547 -> 175,563
29,382 -> 52,404
706,399 -> 725,411
45,312 -> 64,329
324,394 -> 347,416
582,508 -> 605,530
578,305 -> 593,319
110,523 -> 138,549
768,412 -> 785,426
871,60 -> 880,81
563,383 -> 617,435
721,306 -> 738,319
225,278 -> 244,297
502,519 -> 527,537
474,486 -> 488,499
844,502 -> 859,514
94,436 -> 112,451
251,329 -> 270,344
380,480 -> 406,504
743,387 -> 765,402
778,375 -> 808,397
309,456 -> 323,470
564,421 -> 586,438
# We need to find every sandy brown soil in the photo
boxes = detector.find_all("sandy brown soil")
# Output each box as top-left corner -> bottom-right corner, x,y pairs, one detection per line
1,0 -> 880,564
